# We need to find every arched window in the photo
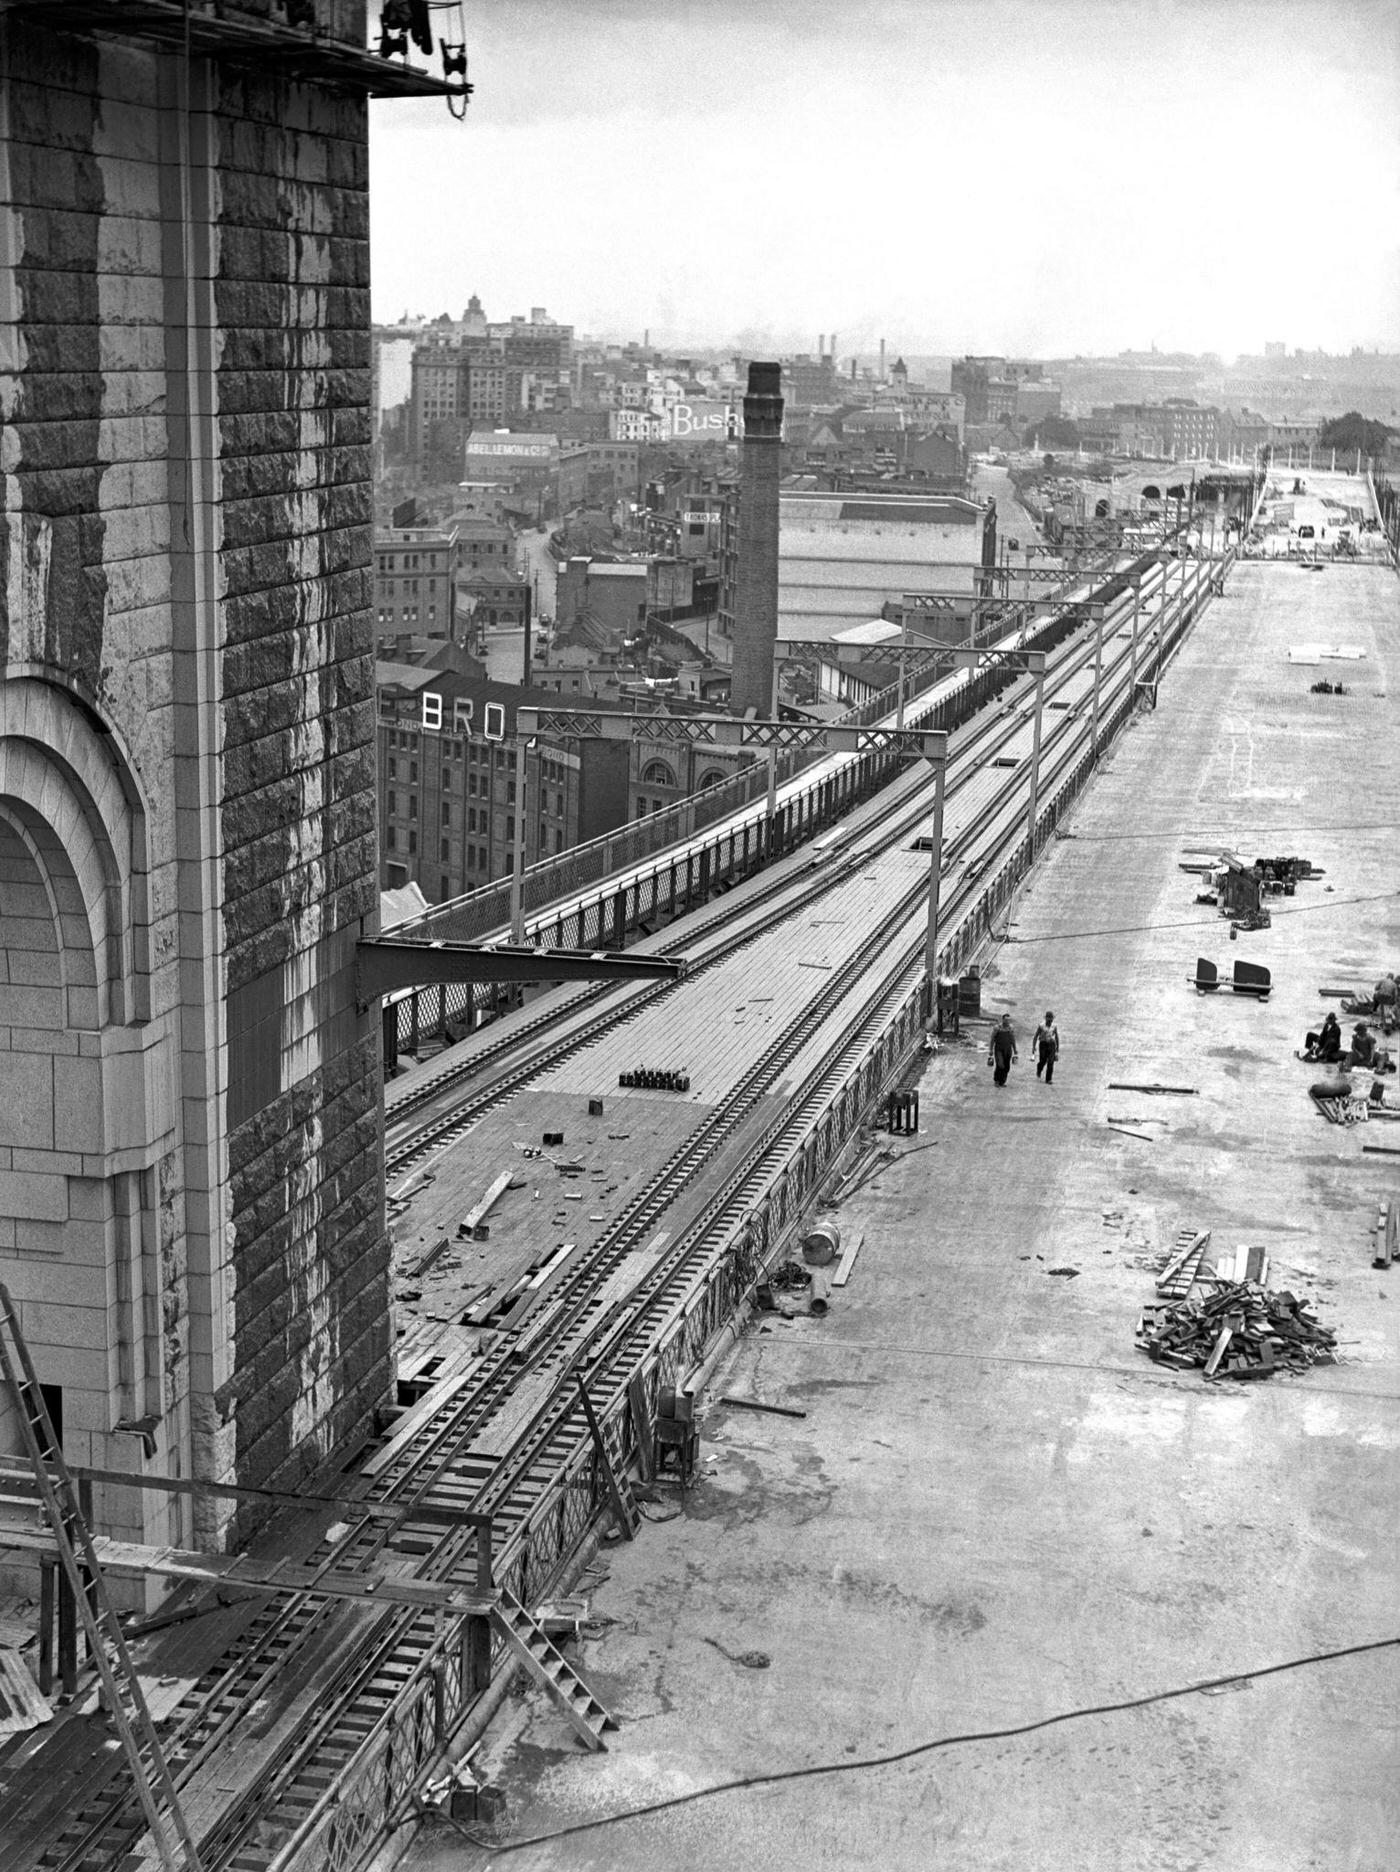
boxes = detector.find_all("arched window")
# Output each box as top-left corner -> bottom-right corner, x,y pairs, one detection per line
696,768 -> 727,792
640,759 -> 676,788
1141,484 -> 1161,503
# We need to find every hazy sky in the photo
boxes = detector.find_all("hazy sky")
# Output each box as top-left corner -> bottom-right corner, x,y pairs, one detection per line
368,0 -> 1400,359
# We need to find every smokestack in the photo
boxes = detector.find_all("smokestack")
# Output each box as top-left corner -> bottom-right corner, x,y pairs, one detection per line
818,333 -> 825,356
730,361 -> 784,717
851,356 -> 857,381
830,331 -> 837,363
879,338 -> 886,380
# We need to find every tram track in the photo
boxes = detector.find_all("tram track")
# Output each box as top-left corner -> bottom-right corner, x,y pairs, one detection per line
45,551 -> 1201,1872
176,555 -> 1195,1870
383,558 -> 1170,1180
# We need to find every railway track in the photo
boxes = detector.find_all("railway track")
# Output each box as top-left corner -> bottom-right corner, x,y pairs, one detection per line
38,550 -> 1206,1872
383,556 -> 1172,1180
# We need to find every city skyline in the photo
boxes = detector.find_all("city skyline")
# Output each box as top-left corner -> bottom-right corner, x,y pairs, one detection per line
368,0 -> 1400,360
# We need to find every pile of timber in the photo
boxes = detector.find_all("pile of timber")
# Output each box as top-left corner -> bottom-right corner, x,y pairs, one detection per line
1136,1280 -> 1336,1380
1311,1089 -> 1374,1126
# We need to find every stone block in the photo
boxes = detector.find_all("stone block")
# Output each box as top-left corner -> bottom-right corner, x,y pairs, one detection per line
10,1026 -> 78,1055
66,1176 -> 113,1222
0,1053 -> 54,1150
19,1296 -> 111,1354
0,1170 -> 67,1223
53,1053 -> 104,1153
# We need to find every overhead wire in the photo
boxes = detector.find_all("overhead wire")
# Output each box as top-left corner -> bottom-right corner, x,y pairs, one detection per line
999,887 -> 1400,947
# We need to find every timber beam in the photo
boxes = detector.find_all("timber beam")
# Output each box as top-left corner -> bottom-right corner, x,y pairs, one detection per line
0,1524 -> 496,1618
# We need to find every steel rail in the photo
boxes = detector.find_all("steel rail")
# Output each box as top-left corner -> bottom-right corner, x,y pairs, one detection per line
191,561 -> 1208,1872
380,553 -> 1168,1157
56,555 -> 1200,1872
382,559 -> 1165,1179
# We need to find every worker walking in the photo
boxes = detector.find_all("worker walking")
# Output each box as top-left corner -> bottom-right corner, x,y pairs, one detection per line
988,1015 -> 1018,1087
1034,1011 -> 1060,1084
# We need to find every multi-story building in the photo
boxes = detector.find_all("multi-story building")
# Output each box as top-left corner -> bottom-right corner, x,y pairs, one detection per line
466,360 -> 527,425
1158,399 -> 1220,458
495,309 -> 574,376
951,356 -> 1045,424
406,306 -> 573,467
1267,416 -> 1322,458
556,558 -> 650,645
901,389 -> 967,439
449,512 -> 517,572
778,489 -> 997,645
1218,408 -> 1271,461
374,524 -> 459,639
455,569 -> 531,633
1081,400 -> 1220,459
785,350 -> 840,409
375,665 -> 628,899
609,408 -> 667,444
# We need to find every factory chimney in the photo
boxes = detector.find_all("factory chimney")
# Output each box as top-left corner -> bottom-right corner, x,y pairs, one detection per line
829,331 -> 837,363
818,333 -> 825,356
879,338 -> 886,380
730,361 -> 784,717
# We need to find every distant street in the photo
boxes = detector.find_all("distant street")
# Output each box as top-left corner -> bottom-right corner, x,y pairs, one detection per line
514,523 -> 559,622
967,457 -> 1048,562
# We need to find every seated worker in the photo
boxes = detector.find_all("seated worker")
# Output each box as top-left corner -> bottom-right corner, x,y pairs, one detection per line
1303,1012 -> 1342,1062
1345,1022 -> 1376,1070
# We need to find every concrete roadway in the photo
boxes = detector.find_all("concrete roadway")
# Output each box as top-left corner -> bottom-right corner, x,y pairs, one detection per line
406,557 -> 1399,1871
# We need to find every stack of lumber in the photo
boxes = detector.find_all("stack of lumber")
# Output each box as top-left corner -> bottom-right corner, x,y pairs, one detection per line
1311,1090 -> 1372,1126
1156,1227 -> 1210,1298
1136,1281 -> 1336,1380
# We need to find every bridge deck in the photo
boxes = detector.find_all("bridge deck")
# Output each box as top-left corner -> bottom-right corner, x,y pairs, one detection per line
430,552 -> 1400,1869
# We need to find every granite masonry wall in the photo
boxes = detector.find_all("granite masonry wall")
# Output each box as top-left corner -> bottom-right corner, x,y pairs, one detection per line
0,4 -> 388,1560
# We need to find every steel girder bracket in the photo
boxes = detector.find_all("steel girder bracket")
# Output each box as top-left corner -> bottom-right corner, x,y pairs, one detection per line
356,939 -> 686,1008
515,706 -> 946,762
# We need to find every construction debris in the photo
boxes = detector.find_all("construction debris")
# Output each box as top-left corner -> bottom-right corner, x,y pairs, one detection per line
1157,1229 -> 1210,1297
719,1396 -> 808,1420
1311,1089 -> 1373,1126
618,1069 -> 691,1092
831,1231 -> 864,1287
1136,1282 -> 1336,1379
1373,1198 -> 1398,1269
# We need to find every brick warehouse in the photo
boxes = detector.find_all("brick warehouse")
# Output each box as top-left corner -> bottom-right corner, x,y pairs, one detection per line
0,2 -> 452,1572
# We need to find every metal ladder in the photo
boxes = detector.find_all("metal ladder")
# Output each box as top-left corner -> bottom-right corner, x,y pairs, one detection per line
491,1589 -> 618,1751
0,1283 -> 203,1872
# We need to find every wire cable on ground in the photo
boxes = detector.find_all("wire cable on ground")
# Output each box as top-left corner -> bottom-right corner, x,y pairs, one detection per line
469,1635 -> 1400,1857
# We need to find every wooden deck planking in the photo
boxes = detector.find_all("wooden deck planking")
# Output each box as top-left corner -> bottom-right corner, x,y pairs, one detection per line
394,1091 -> 705,1333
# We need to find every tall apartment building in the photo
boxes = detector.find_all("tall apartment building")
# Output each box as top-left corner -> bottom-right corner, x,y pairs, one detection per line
407,307 -> 574,467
